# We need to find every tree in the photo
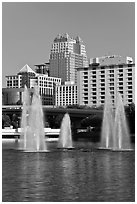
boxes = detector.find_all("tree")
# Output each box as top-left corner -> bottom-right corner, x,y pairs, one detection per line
125,103 -> 135,133
2,114 -> 11,128
54,114 -> 64,128
81,115 -> 102,128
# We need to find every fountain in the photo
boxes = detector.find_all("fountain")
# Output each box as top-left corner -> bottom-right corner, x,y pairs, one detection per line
19,85 -> 48,152
100,90 -> 114,149
58,113 -> 73,149
113,92 -> 131,151
19,85 -> 30,150
100,91 -> 132,151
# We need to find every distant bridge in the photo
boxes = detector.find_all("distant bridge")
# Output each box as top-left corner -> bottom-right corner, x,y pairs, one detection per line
2,105 -> 103,118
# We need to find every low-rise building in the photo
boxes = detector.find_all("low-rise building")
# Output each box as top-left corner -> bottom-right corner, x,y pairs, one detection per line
55,81 -> 77,107
3,64 -> 61,105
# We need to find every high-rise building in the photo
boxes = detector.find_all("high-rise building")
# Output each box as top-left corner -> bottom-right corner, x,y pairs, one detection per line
77,55 -> 135,107
49,33 -> 88,84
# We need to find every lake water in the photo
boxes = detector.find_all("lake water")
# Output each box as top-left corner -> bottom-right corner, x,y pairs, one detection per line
2,140 -> 135,202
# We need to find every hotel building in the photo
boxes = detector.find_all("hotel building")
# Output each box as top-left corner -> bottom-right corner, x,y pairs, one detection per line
55,81 -> 77,107
49,33 -> 88,84
77,55 -> 135,107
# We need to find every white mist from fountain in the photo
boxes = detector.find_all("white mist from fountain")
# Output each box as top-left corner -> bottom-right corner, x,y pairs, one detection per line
100,91 -> 132,151
113,92 -> 131,151
19,85 -> 47,152
58,113 -> 73,149
19,85 -> 30,150
100,90 -> 114,149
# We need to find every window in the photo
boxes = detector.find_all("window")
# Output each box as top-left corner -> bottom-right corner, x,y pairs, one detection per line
92,71 -> 96,74
127,82 -> 132,85
93,96 -> 96,99
128,77 -> 132,81
84,76 -> 88,79
101,96 -> 105,99
100,75 -> 105,78
109,70 -> 114,73
128,95 -> 132,98
84,84 -> 88,87
100,79 -> 105,82
109,74 -> 114,77
84,80 -> 88,83
119,65 -> 123,68
101,92 -> 105,95
92,84 -> 96,87
92,88 -> 96,91
92,80 -> 96,83
110,78 -> 114,82
128,64 -> 132,67
119,78 -> 123,81
109,65 -> 114,69
119,82 -> 123,86
84,72 -> 88,75
101,100 -> 104,103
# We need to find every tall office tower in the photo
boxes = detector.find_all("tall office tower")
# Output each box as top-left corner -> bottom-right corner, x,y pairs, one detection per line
77,55 -> 135,107
49,33 -> 88,83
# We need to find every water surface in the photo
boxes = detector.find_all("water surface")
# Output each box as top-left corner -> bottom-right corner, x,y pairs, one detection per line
2,141 -> 135,202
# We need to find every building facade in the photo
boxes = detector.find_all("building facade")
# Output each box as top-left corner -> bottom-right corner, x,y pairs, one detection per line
55,81 -> 77,107
77,55 -> 135,107
49,33 -> 88,84
6,64 -> 36,89
31,74 -> 61,105
3,64 -> 61,105
34,63 -> 50,75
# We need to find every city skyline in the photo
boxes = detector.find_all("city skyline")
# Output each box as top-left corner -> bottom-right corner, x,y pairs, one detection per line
2,2 -> 135,87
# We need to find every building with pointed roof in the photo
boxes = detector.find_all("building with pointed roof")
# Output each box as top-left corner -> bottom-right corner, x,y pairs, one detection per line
4,64 -> 61,105
18,64 -> 36,74
5,64 -> 36,89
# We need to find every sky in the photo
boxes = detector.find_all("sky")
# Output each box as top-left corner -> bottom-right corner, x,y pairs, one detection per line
2,2 -> 135,87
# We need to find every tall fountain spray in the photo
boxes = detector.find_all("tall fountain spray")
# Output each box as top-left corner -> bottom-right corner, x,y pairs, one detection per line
113,92 -> 131,151
19,85 -> 47,152
58,113 -> 73,149
100,91 -> 132,151
19,85 -> 30,150
100,90 -> 114,149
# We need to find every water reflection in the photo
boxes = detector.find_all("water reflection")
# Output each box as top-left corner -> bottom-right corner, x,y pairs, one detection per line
2,142 -> 135,202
